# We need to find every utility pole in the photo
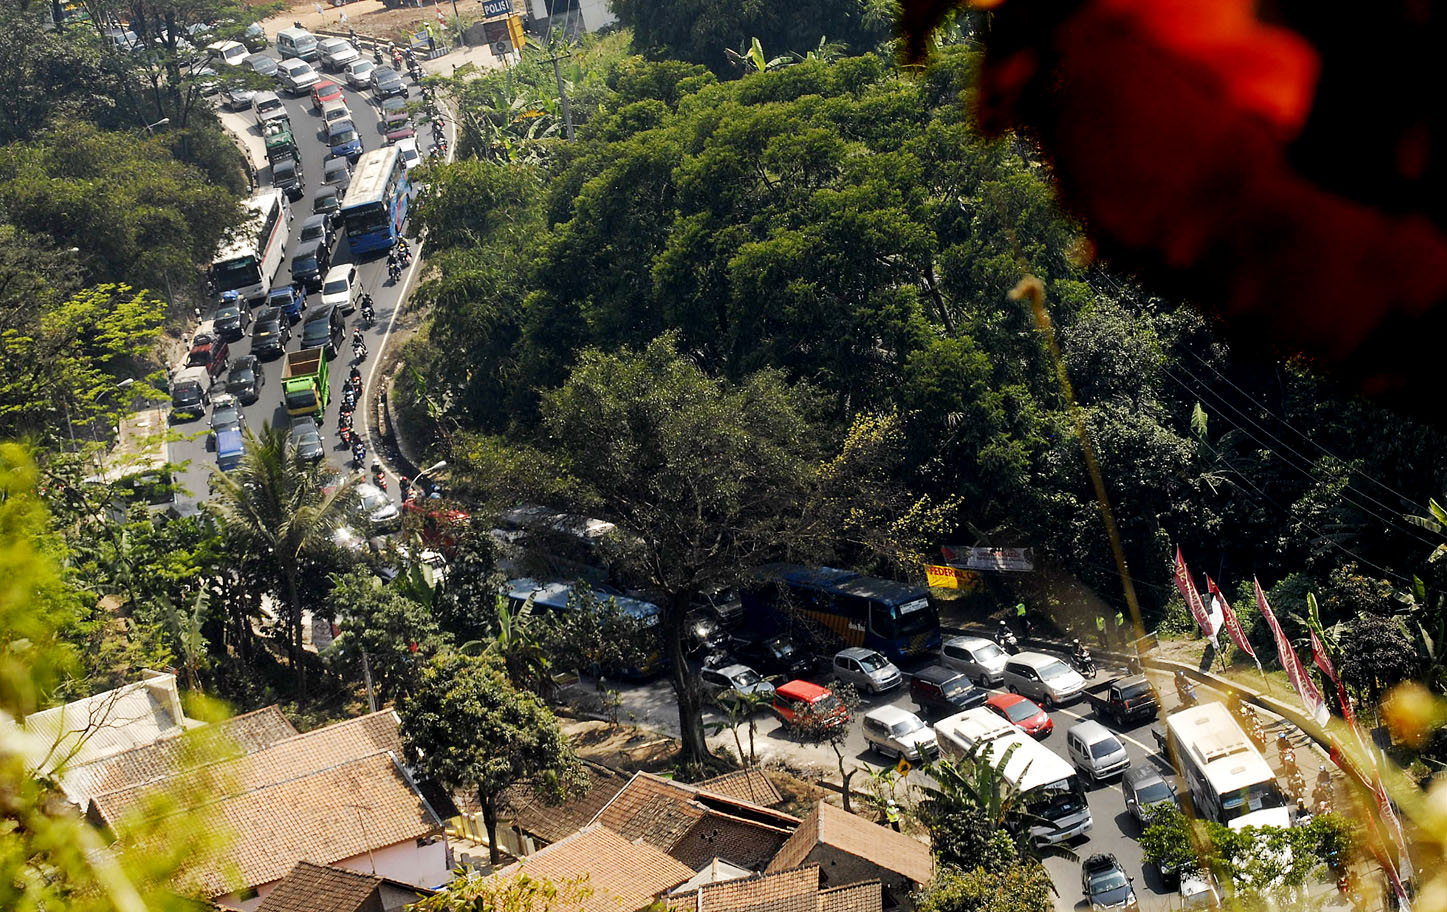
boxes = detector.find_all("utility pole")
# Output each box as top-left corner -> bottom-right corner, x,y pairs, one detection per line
361,649 -> 377,712
547,47 -> 574,141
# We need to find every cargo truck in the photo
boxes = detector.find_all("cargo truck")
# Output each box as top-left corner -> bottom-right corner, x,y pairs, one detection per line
263,115 -> 299,165
281,348 -> 329,419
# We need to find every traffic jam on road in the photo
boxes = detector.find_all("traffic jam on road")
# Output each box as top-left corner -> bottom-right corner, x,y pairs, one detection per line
533,562 -> 1333,912
167,25 -> 448,514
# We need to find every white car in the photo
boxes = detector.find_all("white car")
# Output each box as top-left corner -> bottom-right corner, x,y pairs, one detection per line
320,263 -> 357,314
939,635 -> 1009,686
276,58 -> 320,95
318,37 -> 360,71
395,137 -> 421,171
861,705 -> 937,761
343,58 -> 376,90
354,482 -> 400,530
208,39 -> 249,66
699,664 -> 775,704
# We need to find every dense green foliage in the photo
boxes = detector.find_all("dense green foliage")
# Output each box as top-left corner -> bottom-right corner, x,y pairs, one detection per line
914,863 -> 1054,912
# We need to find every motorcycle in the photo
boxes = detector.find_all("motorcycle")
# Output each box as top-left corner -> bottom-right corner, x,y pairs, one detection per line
351,440 -> 366,468
358,295 -> 375,326
341,387 -> 357,411
371,463 -> 388,491
1072,650 -> 1098,679
1287,768 -> 1306,801
337,424 -> 353,447
337,408 -> 353,431
353,339 -> 368,362
387,261 -> 402,283
1176,673 -> 1199,708
997,626 -> 1019,655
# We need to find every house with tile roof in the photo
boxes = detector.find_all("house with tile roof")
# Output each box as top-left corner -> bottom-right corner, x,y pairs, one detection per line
765,803 -> 931,910
665,865 -> 883,912
86,710 -> 451,911
491,824 -> 695,912
493,760 -> 630,855
589,771 -> 801,871
255,861 -> 434,912
14,670 -> 205,803
694,770 -> 783,808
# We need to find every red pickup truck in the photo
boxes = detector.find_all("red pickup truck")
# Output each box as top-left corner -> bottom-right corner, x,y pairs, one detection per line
187,327 -> 231,380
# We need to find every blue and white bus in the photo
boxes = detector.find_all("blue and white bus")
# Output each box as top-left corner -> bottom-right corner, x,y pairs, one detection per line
339,146 -> 409,256
503,579 -> 665,679
742,564 -> 943,662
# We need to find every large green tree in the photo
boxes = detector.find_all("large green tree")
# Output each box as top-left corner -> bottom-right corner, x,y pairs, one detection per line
400,651 -> 583,866
915,864 -> 1054,912
323,568 -> 447,703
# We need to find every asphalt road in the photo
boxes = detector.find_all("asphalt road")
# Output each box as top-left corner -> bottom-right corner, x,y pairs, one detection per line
168,51 -> 439,511
564,657 -> 1196,912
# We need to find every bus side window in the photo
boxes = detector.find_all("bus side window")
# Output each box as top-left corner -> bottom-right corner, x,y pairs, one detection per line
867,601 -> 892,638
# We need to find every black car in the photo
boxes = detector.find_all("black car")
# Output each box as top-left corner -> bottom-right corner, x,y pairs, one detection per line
909,664 -> 988,719
370,65 -> 406,98
221,79 -> 256,111
250,306 -> 289,358
245,53 -> 277,76
289,239 -> 330,292
313,188 -> 341,222
298,213 -> 335,252
685,610 -> 728,655
289,417 -> 324,462
1122,766 -> 1178,827
214,298 -> 251,341
322,154 -> 352,192
1082,854 -> 1137,912
271,153 -> 304,200
225,355 -> 264,404
730,633 -> 813,680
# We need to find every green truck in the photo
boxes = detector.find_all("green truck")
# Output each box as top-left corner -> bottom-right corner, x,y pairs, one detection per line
281,348 -> 329,419
263,115 -> 299,165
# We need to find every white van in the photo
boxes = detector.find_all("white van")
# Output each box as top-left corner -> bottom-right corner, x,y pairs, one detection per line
939,635 -> 1008,686
861,705 -> 936,761
321,98 -> 353,128
252,91 -> 285,124
320,263 -> 357,314
208,39 -> 249,67
1002,651 -> 1086,706
934,706 -> 1015,760
276,26 -> 319,62
1065,719 -> 1131,784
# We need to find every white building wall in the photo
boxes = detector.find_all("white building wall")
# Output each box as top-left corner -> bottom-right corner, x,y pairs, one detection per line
213,837 -> 451,912
577,0 -> 615,31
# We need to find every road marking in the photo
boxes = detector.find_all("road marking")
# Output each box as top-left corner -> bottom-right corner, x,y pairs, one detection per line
361,236 -> 423,476
1051,704 -> 1159,756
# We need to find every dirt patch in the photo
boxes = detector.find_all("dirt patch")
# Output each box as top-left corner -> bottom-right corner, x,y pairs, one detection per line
561,718 -> 681,774
265,0 -> 462,46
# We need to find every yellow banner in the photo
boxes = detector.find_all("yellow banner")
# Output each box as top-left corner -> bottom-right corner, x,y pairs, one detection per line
924,564 -> 978,590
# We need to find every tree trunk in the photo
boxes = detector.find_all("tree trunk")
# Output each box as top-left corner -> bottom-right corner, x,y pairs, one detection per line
834,743 -> 854,812
481,788 -> 501,867
284,567 -> 306,702
667,592 -> 713,766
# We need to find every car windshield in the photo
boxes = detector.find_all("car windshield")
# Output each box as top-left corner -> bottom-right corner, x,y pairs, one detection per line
887,597 -> 937,637
732,669 -> 761,687
813,694 -> 843,716
974,642 -> 1004,661
331,128 -> 357,144
301,224 -> 324,243
889,716 -> 925,737
859,653 -> 890,672
293,254 -> 318,273
227,371 -> 252,388
942,681 -> 974,699
1038,659 -> 1074,680
1002,700 -> 1038,722
360,489 -> 388,511
213,406 -> 240,426
302,319 -> 331,344
217,304 -> 241,321
1089,738 -> 1123,759
1089,868 -> 1129,894
323,278 -> 348,295
1119,681 -> 1152,700
1220,782 -> 1288,820
383,97 -> 405,113
765,637 -> 795,658
1135,781 -> 1174,805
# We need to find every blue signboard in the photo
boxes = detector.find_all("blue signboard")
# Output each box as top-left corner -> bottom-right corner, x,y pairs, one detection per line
482,0 -> 510,17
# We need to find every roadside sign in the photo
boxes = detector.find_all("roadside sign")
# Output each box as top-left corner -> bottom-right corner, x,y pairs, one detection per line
481,0 -> 510,17
924,564 -> 978,590
895,756 -> 911,775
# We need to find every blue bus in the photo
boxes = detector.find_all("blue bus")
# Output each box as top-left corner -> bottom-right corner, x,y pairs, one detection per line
503,579 -> 665,679
339,146 -> 408,255
741,564 -> 942,662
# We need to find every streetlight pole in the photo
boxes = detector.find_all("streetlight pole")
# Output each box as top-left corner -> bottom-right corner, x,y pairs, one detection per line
143,117 -> 170,135
406,460 -> 447,501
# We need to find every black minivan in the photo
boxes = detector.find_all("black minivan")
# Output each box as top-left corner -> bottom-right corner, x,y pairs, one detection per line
300,303 -> 344,358
909,664 -> 988,720
289,239 -> 330,293
271,153 -> 304,199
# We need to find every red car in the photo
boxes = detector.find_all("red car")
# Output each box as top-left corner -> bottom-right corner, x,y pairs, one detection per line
985,692 -> 1053,738
311,80 -> 343,110
186,330 -> 230,380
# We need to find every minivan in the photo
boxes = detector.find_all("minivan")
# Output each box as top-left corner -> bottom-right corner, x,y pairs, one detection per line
862,705 -> 936,761
909,664 -> 987,720
772,680 -> 848,731
321,98 -> 353,128
1002,651 -> 1086,706
300,304 -> 344,357
276,26 -> 319,61
327,118 -> 363,161
271,154 -> 304,200
832,647 -> 902,694
253,91 -> 286,124
1065,720 -> 1131,784
939,635 -> 1009,686
320,263 -> 357,314
290,240 -> 329,292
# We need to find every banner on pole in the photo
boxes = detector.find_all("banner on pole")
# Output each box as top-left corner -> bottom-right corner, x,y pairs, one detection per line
1255,578 -> 1330,726
923,564 -> 979,591
1174,548 -> 1217,645
941,545 -> 1035,572
1207,576 -> 1258,663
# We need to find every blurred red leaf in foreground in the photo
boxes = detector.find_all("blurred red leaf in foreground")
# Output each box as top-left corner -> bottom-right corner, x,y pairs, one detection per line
904,0 -> 1447,419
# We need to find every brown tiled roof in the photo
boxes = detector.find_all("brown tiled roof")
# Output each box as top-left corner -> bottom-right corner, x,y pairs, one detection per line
766,803 -> 931,886
696,771 -> 782,808
69,706 -> 297,802
590,772 -> 798,870
497,761 -> 629,845
495,825 -> 694,912
181,753 -> 439,897
666,866 -> 819,912
90,710 -> 403,825
817,881 -> 883,912
256,861 -> 381,912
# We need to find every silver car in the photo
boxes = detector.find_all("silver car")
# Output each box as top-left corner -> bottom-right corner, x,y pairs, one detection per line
1066,720 -> 1131,784
699,664 -> 775,704
318,37 -> 360,71
939,634 -> 1008,686
354,482 -> 400,531
343,58 -> 376,90
862,705 -> 937,761
832,647 -> 902,694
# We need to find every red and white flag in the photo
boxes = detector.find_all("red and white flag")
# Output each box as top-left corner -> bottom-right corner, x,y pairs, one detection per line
1254,578 -> 1330,726
1309,628 -> 1357,728
1206,576 -> 1257,663
1174,548 -> 1218,646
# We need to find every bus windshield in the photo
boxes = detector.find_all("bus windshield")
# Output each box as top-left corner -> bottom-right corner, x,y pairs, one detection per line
1027,779 -> 1088,821
1220,782 -> 1287,821
345,202 -> 389,237
213,255 -> 261,292
887,598 -> 938,637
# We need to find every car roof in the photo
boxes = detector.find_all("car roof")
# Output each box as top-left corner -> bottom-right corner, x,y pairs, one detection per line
986,692 -> 1034,710
1123,766 -> 1167,788
290,416 -> 318,431
837,646 -> 882,661
256,306 -> 282,320
294,238 -> 323,256
230,356 -> 256,370
323,263 -> 352,279
302,213 -> 329,228
1009,651 -> 1062,669
913,664 -> 966,686
713,664 -> 754,678
1069,719 -> 1118,743
944,634 -> 995,649
775,680 -> 831,701
1083,853 -> 1120,872
864,705 -> 918,725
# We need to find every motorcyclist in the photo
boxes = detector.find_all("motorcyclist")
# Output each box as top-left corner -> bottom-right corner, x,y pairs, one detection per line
1071,638 -> 1090,665
371,462 -> 388,491
1175,670 -> 1198,706
351,439 -> 366,467
353,338 -> 368,361
359,295 -> 375,324
349,366 -> 363,388
1278,732 -> 1296,772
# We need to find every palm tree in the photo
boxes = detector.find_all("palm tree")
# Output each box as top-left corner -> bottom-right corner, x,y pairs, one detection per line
208,423 -> 359,700
923,742 -> 1078,864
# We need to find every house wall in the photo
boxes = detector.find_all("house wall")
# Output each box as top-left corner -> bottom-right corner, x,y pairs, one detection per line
577,0 -> 614,31
213,838 -> 452,912
803,846 -> 918,911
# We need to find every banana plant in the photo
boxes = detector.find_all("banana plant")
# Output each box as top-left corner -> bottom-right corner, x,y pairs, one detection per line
725,37 -> 791,75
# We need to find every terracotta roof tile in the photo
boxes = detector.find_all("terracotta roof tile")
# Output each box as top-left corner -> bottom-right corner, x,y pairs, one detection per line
766,804 -> 931,886
695,771 -> 783,808
591,774 -> 707,849
669,815 -> 791,871
255,861 -> 381,912
817,881 -> 883,912
495,825 -> 693,912
497,761 -> 629,845
666,866 -> 820,912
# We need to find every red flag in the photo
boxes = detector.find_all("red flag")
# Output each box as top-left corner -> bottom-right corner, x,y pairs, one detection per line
1310,628 -> 1356,727
1255,578 -> 1330,726
1174,548 -> 1216,642
1206,576 -> 1257,661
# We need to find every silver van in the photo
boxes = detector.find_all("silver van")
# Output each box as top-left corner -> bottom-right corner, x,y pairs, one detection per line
1002,651 -> 1086,706
276,26 -> 319,61
1065,720 -> 1131,784
939,635 -> 1008,686
861,705 -> 937,761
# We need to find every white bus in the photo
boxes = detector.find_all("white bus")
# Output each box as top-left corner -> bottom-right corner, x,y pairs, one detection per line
211,188 -> 290,304
935,709 -> 1093,844
1164,702 -> 1291,830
